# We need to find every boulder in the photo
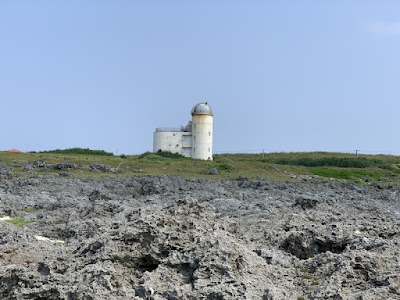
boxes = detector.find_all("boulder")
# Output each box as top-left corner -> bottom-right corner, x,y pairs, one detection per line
202,167 -> 219,175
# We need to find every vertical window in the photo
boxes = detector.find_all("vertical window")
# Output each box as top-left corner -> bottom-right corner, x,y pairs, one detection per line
209,132 -> 211,136
208,148 -> 210,152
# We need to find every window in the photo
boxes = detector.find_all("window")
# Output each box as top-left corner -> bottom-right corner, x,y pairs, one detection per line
209,132 -> 211,136
193,135 -> 196,140
208,148 -> 210,152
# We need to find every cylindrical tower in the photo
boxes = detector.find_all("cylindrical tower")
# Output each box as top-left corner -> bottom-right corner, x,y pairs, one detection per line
191,102 -> 213,160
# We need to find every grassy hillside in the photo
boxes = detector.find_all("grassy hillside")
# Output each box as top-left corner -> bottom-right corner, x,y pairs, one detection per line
1,150 -> 400,184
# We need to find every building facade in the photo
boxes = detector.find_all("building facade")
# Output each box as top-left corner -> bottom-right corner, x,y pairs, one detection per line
153,102 -> 213,160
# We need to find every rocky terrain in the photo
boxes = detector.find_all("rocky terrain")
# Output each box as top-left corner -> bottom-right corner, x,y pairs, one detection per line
0,171 -> 399,299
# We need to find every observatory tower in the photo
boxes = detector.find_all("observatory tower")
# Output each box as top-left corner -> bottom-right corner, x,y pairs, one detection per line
153,102 -> 213,160
191,102 -> 213,160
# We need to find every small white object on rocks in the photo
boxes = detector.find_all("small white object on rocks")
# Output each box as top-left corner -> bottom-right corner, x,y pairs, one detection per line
34,235 -> 65,244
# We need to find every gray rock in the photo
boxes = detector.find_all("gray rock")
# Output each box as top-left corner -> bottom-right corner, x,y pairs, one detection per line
21,164 -> 34,172
90,163 -> 120,173
202,167 -> 219,175
11,161 -> 29,167
0,174 -> 398,299
44,163 -> 77,170
32,160 -> 45,167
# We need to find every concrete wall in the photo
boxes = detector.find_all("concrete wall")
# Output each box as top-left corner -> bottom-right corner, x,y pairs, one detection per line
153,131 -> 184,154
153,131 -> 193,157
191,115 -> 213,160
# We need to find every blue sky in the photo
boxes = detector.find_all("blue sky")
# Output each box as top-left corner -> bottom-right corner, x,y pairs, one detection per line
1,1 -> 399,155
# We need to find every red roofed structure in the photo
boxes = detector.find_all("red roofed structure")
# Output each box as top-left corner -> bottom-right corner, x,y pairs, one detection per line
6,149 -> 24,153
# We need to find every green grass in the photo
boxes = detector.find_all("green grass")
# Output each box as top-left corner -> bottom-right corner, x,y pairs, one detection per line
262,156 -> 392,170
5,218 -> 34,228
1,150 -> 400,182
24,208 -> 37,213
311,168 -> 385,180
0,215 -> 4,218
138,153 -> 168,164
303,274 -> 312,280
300,267 -> 308,273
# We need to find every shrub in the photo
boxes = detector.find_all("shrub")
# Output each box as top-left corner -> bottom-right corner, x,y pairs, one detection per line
214,157 -> 234,163
37,148 -> 114,156
155,150 -> 187,159
139,153 -> 166,163
138,151 -> 155,159
217,164 -> 234,171
139,150 -> 187,160
262,157 -> 392,170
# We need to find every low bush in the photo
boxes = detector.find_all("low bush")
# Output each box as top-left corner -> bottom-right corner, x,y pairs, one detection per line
138,151 -> 155,159
155,150 -> 187,159
262,157 -> 392,170
33,148 -> 114,156
138,153 -> 166,163
214,157 -> 234,163
217,164 -> 234,171
139,150 -> 187,160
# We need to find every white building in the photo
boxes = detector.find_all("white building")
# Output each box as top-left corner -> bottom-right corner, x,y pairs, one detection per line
153,102 -> 213,160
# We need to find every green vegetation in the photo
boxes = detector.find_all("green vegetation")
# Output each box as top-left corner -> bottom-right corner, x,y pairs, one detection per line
217,164 -> 234,171
0,215 -> 4,218
300,267 -> 308,273
325,270 -> 334,276
311,168 -> 385,180
214,157 -> 234,164
138,151 -> 190,164
302,274 -> 312,280
5,218 -> 34,228
30,148 -> 114,156
24,208 -> 37,213
138,153 -> 168,164
140,150 -> 188,160
1,150 -> 400,183
311,280 -> 319,286
263,156 -> 392,170
298,297 -> 305,300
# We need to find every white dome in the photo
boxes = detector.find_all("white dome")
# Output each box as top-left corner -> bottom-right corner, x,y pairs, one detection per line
191,102 -> 213,116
